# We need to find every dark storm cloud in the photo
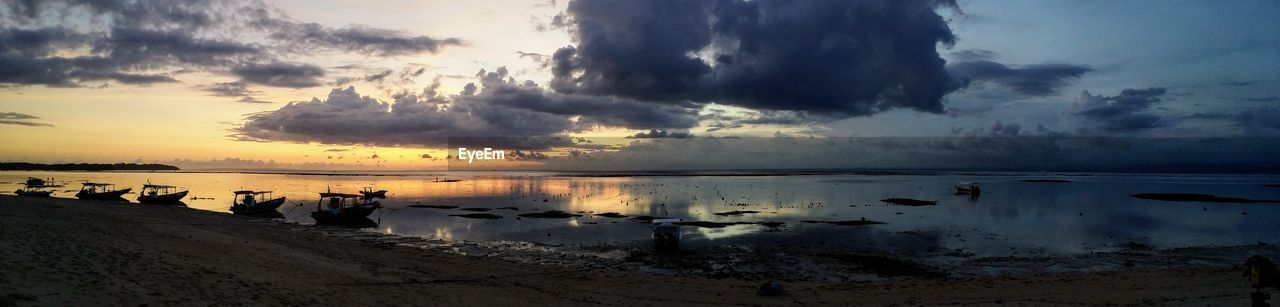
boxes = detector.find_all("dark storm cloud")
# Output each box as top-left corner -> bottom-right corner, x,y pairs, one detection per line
549,0 -> 963,117
464,68 -> 699,130
0,0 -> 462,89
947,60 -> 1091,96
1074,88 -> 1169,133
231,62 -> 326,88
0,112 -> 52,127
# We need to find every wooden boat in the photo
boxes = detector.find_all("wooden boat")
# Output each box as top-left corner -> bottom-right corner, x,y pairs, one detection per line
230,191 -> 286,214
360,187 -> 388,198
652,218 -> 683,251
955,183 -> 981,196
311,192 -> 380,225
75,182 -> 131,200
15,177 -> 56,197
137,184 -> 189,204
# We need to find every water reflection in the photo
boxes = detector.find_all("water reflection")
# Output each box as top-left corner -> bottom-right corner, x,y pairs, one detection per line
2,171 -> 1278,257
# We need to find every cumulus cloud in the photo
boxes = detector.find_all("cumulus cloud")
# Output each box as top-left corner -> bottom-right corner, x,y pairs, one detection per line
0,112 -> 52,127
1073,88 -> 1169,134
628,130 -> 693,139
548,0 -> 963,117
234,67 -> 704,148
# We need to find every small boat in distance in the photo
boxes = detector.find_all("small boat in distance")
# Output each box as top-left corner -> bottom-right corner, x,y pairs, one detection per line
230,191 -> 286,215
652,218 -> 683,251
75,182 -> 131,200
311,192 -> 380,225
137,184 -> 189,204
360,187 -> 388,198
14,177 -> 56,197
955,183 -> 981,196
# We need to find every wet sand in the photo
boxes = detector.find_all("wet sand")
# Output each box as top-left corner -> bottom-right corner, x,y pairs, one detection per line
0,195 -> 1266,305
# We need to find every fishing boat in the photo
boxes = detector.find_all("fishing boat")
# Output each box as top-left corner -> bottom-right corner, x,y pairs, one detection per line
955,183 -> 981,196
75,182 -> 131,200
360,187 -> 388,198
652,218 -> 683,251
230,191 -> 286,214
14,177 -> 56,197
311,192 -> 380,225
136,184 -> 189,204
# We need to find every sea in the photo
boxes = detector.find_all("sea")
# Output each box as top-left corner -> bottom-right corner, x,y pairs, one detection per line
4,170 -> 1278,258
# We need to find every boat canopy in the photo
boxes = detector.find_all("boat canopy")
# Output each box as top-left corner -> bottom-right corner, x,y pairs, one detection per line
143,184 -> 178,188
233,190 -> 272,195
82,182 -> 113,187
319,192 -> 361,198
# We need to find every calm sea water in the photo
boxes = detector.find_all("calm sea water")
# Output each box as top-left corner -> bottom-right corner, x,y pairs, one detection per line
4,170 -> 1278,257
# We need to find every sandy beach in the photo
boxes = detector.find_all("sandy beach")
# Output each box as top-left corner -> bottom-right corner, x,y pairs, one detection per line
0,194 -> 1268,306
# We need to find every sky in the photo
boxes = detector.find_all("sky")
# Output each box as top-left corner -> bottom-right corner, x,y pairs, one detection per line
1,0 -> 1278,170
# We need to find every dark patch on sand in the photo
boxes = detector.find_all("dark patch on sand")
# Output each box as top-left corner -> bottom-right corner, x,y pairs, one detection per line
1023,179 -> 1072,183
460,208 -> 492,212
518,210 -> 582,218
713,210 -> 760,216
801,219 -> 886,226
1131,193 -> 1278,204
450,213 -> 503,219
495,207 -> 520,210
817,253 -> 945,278
408,205 -> 457,209
594,212 -> 627,218
759,221 -> 785,228
631,216 -> 657,221
880,198 -> 938,206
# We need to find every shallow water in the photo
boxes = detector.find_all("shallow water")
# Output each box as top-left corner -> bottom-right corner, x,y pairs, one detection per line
5,171 -> 1279,258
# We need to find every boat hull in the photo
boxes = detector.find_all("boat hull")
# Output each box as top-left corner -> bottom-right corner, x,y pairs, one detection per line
76,188 -> 131,200
138,190 -> 189,204
15,190 -> 53,197
231,197 -> 286,215
312,204 -> 380,225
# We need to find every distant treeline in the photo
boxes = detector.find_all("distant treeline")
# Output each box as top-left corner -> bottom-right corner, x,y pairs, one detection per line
0,163 -> 180,171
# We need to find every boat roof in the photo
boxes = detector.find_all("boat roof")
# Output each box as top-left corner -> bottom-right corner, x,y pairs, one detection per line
233,190 -> 272,194
319,192 -> 361,198
143,184 -> 177,188
82,182 -> 113,186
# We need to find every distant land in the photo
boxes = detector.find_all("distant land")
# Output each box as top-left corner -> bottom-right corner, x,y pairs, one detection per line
0,163 -> 180,171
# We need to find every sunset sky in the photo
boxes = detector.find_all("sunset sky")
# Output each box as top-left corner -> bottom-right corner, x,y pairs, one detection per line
1,0 -> 1278,170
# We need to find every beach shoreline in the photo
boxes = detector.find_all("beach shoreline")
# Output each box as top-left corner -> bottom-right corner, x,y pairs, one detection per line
0,195 -> 1269,305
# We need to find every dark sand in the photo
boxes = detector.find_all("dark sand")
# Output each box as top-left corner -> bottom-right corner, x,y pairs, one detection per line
0,195 -> 1267,305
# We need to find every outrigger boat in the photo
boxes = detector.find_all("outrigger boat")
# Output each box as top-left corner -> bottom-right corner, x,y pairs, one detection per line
14,177 -> 57,197
652,218 -> 683,251
650,204 -> 681,251
359,187 -> 388,198
954,183 -> 981,196
137,184 -> 189,204
75,182 -> 131,200
230,191 -> 286,214
311,191 -> 380,225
